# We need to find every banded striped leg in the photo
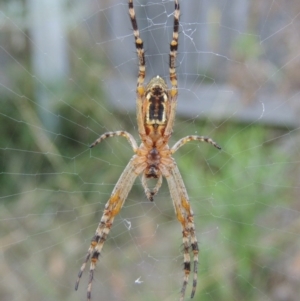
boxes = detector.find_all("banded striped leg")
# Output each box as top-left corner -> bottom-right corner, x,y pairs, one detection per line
189,220 -> 199,298
165,0 -> 180,136
75,156 -> 141,300
171,135 -> 221,154
169,0 -> 180,93
128,0 -> 145,90
163,161 -> 199,301
90,131 -> 138,152
172,163 -> 199,300
141,173 -> 163,201
128,0 -> 146,135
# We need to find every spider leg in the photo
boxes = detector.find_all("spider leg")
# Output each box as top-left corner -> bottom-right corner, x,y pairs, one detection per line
170,163 -> 199,299
189,217 -> 199,298
171,135 -> 221,154
90,131 -> 138,152
128,0 -> 147,136
75,156 -> 143,300
128,0 -> 146,91
163,161 -> 198,301
165,0 -> 180,136
169,0 -> 180,95
141,173 -> 163,201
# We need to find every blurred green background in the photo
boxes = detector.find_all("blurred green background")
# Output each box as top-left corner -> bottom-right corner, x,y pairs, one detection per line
1,1 -> 300,301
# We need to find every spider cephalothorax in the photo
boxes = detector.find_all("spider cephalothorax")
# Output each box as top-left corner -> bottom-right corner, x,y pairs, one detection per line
75,1 -> 221,301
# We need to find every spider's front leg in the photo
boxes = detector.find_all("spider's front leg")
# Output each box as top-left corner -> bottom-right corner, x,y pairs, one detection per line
162,162 -> 199,301
75,203 -> 117,299
75,156 -> 143,300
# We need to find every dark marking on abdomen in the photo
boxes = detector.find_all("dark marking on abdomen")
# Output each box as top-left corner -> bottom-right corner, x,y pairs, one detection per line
149,95 -> 165,122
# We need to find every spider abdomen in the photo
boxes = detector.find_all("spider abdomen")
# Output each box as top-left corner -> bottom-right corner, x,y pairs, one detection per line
145,76 -> 169,127
148,94 -> 165,122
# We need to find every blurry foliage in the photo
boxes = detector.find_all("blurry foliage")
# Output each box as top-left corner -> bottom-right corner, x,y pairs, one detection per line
232,35 -> 262,61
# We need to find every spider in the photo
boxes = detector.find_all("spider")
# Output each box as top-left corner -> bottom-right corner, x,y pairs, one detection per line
75,1 -> 221,300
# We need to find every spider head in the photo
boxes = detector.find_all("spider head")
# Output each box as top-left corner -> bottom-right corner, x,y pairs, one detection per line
145,164 -> 159,178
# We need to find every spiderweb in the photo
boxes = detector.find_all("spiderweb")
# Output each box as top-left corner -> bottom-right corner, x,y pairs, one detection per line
1,0 -> 300,301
